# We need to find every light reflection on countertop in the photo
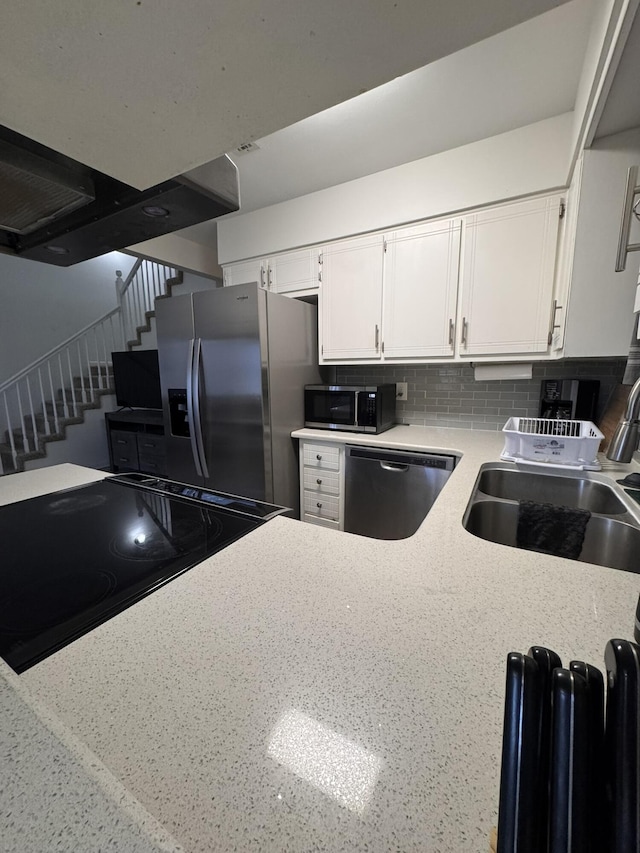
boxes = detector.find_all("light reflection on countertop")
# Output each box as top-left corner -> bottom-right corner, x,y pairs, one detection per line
268,707 -> 383,815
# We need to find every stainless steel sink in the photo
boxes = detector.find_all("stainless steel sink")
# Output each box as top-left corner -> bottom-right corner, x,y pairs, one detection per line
476,468 -> 628,515
463,464 -> 640,574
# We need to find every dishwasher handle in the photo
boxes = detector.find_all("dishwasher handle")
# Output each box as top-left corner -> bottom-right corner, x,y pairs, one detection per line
380,462 -> 409,472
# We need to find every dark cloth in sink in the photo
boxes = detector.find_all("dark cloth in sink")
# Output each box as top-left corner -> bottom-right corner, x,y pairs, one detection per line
517,500 -> 591,560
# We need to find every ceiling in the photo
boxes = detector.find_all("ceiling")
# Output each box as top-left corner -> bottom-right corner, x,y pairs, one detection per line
6,0 -> 640,264
181,0 -> 599,245
1,0 -> 571,192
221,0 -> 596,216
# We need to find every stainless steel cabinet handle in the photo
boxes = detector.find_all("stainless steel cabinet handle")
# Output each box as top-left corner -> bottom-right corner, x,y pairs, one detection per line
461,317 -> 468,346
316,453 -> 322,460
448,318 -> 455,346
375,324 -> 380,350
547,299 -> 563,345
615,165 -> 640,271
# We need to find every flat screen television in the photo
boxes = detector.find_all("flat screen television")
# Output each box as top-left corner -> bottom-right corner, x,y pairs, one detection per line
111,350 -> 162,410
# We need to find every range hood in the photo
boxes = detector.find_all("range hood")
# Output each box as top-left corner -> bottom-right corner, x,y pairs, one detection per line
0,125 -> 239,266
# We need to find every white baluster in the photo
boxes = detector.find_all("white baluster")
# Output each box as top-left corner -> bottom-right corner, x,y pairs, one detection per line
85,337 -> 95,403
16,383 -> 28,453
66,349 -> 77,417
37,368 -> 51,436
4,392 -> 17,472
25,375 -> 38,451
58,353 -> 69,418
47,361 -> 59,433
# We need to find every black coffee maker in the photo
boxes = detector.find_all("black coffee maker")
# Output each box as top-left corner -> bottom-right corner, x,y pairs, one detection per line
539,379 -> 599,420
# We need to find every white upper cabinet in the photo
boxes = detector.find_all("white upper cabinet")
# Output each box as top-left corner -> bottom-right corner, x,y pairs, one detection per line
222,257 -> 266,289
458,195 -> 563,357
225,191 -> 565,364
268,248 -> 319,294
383,219 -> 461,359
223,248 -> 319,296
320,234 -> 385,361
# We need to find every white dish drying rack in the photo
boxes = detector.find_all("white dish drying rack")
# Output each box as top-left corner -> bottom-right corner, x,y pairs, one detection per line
500,417 -> 604,471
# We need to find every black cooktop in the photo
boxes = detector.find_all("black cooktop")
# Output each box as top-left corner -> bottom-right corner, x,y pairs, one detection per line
0,474 -> 285,673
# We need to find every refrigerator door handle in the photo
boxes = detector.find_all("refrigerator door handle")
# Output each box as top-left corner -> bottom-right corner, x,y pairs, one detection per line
191,337 -> 209,479
186,338 -> 203,478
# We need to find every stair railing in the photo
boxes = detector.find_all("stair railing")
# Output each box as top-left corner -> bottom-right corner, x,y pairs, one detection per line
117,258 -> 179,346
0,310 -> 125,474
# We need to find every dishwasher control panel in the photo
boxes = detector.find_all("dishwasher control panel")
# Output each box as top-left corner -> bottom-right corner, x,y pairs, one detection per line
346,446 -> 457,470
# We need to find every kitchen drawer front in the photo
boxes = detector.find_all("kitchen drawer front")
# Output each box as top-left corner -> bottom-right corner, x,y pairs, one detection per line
303,468 -> 340,495
303,490 -> 340,521
136,434 -> 166,457
303,512 -> 341,531
303,443 -> 341,471
137,453 -> 167,475
110,431 -> 139,468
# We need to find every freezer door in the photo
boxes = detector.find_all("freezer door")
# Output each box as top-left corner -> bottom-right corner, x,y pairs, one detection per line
193,285 -> 269,500
155,293 -> 203,485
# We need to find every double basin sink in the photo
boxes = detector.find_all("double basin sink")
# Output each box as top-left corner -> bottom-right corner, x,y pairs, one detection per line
463,464 -> 640,573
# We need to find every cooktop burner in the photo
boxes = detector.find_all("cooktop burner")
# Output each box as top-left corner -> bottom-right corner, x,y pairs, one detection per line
0,474 -> 286,673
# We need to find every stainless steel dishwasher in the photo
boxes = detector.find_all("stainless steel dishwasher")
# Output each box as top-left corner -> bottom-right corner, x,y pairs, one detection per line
344,445 -> 456,539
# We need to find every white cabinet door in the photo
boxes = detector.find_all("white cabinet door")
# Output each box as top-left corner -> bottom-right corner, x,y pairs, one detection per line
320,234 -> 384,361
223,258 -> 266,289
383,219 -> 461,359
458,195 -> 562,356
269,248 -> 319,294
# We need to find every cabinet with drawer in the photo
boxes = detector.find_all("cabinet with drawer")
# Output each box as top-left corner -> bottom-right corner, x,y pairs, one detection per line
106,409 -> 167,475
299,440 -> 345,530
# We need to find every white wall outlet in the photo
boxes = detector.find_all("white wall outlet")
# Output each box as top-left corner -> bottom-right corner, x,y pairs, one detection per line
396,382 -> 408,401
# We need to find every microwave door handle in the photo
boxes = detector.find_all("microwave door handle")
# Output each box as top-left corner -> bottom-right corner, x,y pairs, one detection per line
354,390 -> 361,427
191,337 -> 209,479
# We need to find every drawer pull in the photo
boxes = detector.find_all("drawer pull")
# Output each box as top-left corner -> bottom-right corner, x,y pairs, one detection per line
116,438 -> 127,444
316,453 -> 322,460
316,478 -> 322,485
316,501 -> 322,508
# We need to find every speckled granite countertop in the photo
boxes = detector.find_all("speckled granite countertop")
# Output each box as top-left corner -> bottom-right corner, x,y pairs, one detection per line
3,429 -> 640,852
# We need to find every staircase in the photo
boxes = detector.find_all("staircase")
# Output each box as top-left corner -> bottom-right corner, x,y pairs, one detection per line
0,259 -> 182,475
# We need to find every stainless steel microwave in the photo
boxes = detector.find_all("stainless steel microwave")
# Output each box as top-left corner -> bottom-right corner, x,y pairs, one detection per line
304,384 -> 396,433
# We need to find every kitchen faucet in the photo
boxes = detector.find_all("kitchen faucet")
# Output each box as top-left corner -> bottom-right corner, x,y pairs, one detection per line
606,375 -> 640,462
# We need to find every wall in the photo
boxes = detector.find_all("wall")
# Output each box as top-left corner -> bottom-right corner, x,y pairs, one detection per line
127,231 -> 222,278
337,358 -> 626,431
0,251 -> 135,384
217,113 -> 574,263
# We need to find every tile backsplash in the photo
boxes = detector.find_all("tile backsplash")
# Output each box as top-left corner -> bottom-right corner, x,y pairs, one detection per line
336,359 -> 627,431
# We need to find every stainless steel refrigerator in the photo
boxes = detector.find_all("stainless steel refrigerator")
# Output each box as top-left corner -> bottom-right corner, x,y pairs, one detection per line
155,283 -> 322,517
